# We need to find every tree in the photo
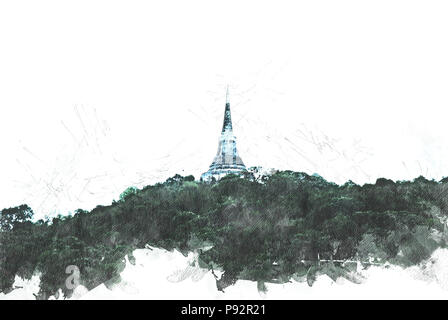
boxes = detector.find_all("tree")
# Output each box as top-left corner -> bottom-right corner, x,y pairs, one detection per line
0,204 -> 34,231
119,186 -> 138,202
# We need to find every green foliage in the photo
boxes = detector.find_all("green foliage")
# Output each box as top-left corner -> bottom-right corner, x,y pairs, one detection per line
119,186 -> 138,202
0,171 -> 446,298
0,204 -> 34,231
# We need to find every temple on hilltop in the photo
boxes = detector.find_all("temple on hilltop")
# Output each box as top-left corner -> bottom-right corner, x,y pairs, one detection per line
201,87 -> 247,182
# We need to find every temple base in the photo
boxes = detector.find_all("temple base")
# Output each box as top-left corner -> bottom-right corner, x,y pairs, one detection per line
200,167 -> 247,182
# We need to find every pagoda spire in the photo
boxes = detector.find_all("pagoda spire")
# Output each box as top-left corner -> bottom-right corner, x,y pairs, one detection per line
201,86 -> 247,182
222,85 -> 233,132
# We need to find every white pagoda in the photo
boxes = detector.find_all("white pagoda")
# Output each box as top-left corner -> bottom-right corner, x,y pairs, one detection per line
201,87 -> 247,181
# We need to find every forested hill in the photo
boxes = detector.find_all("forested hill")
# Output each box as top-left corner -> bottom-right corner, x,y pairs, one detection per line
1,170 -> 447,299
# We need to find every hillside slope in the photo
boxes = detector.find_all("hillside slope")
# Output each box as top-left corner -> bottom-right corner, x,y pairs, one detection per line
1,171 -> 448,299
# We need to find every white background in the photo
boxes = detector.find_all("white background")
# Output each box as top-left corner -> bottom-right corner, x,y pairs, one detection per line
1,0 -> 448,219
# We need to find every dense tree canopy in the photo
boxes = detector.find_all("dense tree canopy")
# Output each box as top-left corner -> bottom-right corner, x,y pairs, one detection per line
0,170 -> 446,299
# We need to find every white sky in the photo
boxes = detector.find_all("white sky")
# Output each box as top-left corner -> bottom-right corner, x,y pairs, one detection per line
1,0 -> 448,218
